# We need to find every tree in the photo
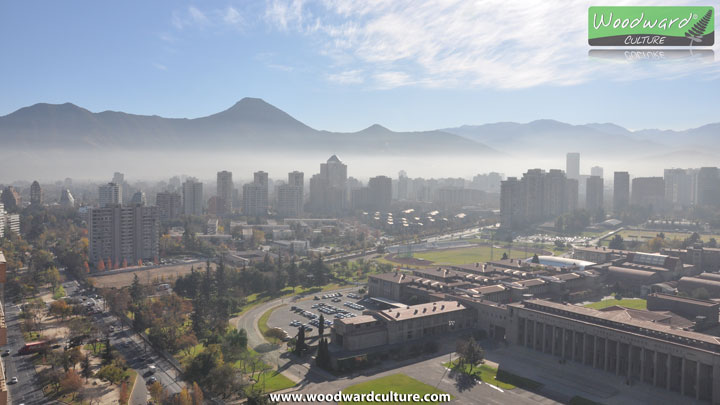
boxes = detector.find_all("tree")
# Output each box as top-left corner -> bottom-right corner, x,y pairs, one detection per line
149,380 -> 166,403
318,314 -> 325,338
192,381 -> 204,405
60,369 -> 83,397
81,355 -> 93,381
501,252 -> 508,260
456,337 -> 484,370
608,234 -> 625,250
222,328 -> 248,361
294,327 -> 305,355
264,328 -> 287,344
49,300 -> 71,320
130,274 -> 144,302
531,254 -> 540,264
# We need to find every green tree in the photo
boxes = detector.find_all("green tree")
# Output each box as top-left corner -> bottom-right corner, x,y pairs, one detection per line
608,234 -> 625,250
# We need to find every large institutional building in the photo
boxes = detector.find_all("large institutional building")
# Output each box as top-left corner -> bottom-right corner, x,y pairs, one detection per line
331,245 -> 720,402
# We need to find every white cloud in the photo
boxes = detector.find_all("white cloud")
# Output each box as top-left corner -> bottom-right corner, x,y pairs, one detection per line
152,63 -> 168,71
327,69 -> 364,84
224,6 -> 245,28
264,0 -> 720,89
172,5 -> 247,31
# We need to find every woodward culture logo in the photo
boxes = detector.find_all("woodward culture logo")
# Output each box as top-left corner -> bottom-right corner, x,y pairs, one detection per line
588,6 -> 714,46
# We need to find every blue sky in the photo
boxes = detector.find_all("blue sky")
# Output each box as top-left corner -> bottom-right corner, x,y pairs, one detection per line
1,0 -> 719,132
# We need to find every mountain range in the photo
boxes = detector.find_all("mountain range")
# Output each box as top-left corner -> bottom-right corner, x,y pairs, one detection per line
0,97 -> 717,159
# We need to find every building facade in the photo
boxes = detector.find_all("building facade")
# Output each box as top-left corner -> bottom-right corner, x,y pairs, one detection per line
613,171 -> 630,212
89,205 -> 159,269
156,192 -> 182,221
216,170 -> 234,215
182,179 -> 203,216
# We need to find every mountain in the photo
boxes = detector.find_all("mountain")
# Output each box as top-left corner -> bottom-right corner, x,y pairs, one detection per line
440,119 -> 719,158
0,98 -> 495,155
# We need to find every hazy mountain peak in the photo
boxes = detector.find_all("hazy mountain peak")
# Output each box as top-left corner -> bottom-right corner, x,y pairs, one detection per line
359,123 -> 392,134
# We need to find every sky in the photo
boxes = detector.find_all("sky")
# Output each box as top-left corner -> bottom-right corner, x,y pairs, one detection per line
1,0 -> 720,132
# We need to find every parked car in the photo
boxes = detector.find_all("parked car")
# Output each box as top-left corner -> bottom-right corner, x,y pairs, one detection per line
9,377 -> 17,384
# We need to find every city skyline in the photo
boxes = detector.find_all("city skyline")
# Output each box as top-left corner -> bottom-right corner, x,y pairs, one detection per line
2,1 -> 720,132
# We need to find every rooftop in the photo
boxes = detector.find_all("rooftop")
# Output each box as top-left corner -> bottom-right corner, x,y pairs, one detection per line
649,293 -> 719,308
376,300 -> 467,321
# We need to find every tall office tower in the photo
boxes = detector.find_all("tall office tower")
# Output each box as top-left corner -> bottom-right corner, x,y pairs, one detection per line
369,175 -> 393,211
398,170 -> 409,200
631,177 -> 666,211
88,205 -> 159,269
98,183 -> 121,207
243,171 -> 269,217
500,177 -> 524,229
0,250 -> 8,351
182,178 -> 204,216
112,172 -> 124,202
60,189 -> 75,207
130,191 -> 146,206
216,170 -> 234,215
30,181 -> 42,205
586,175 -> 604,213
664,168 -> 692,207
543,169 -> 568,217
521,169 -> 545,223
613,171 -> 630,212
277,171 -> 304,218
566,178 -> 579,212
156,192 -> 182,220
309,155 -> 349,215
590,166 -> 604,178
566,153 -> 580,180
697,167 -> 720,207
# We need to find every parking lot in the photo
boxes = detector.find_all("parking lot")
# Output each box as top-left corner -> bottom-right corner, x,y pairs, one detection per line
267,290 -> 374,339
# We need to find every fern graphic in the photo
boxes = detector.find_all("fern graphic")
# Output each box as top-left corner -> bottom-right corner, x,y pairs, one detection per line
686,9 -> 713,46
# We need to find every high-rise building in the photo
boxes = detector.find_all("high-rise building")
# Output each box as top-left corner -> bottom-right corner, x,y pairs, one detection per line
500,177 -> 524,229
277,171 -> 304,218
30,181 -> 42,205
664,168 -> 692,207
368,176 -> 393,211
309,155 -> 348,215
156,192 -> 181,220
182,178 -> 204,216
697,167 -> 720,207
590,166 -> 604,178
631,177 -> 665,211
398,170 -> 409,200
522,169 -> 545,223
88,205 -> 159,269
0,204 -> 5,239
543,169 -> 568,217
0,187 -> 21,213
566,153 -> 580,180
216,171 -> 234,215
586,176 -> 604,213
613,171 -> 630,212
130,191 -> 146,206
98,183 -> 121,207
243,171 -> 269,217
566,178 -> 579,212
60,189 -> 75,208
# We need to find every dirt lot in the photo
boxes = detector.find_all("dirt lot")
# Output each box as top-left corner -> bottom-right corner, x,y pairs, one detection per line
88,262 -> 213,288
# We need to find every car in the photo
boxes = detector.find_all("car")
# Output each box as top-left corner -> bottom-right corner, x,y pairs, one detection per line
313,296 -> 320,300
332,298 -> 341,302
146,376 -> 157,384
9,377 -> 17,384
303,326 -> 313,332
290,306 -> 297,311
311,304 -> 319,308
2,349 -> 10,356
148,365 -> 157,374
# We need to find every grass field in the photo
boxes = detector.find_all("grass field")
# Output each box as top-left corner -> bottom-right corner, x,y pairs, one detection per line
443,361 -> 516,389
339,374 -> 452,405
584,298 -> 647,310
258,305 -> 284,343
88,262 -> 207,288
413,246 -> 529,265
253,370 -> 296,393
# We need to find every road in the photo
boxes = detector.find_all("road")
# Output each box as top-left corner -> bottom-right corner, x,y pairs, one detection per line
3,302 -> 48,405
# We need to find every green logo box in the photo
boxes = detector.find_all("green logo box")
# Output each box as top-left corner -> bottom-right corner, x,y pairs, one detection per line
588,6 -> 714,46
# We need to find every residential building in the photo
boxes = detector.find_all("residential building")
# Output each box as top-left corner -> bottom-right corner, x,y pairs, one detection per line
276,171 -> 304,218
664,168 -> 692,207
586,175 -> 603,213
130,191 -> 146,206
98,182 -> 121,207
0,186 -> 20,212
156,191 -> 182,220
216,170 -> 234,215
631,177 -> 665,211
697,167 -> 720,207
182,178 -> 204,216
566,152 -> 580,180
30,180 -> 42,205
590,166 -> 604,178
500,177 -> 524,229
88,204 -> 159,269
243,171 -> 269,217
309,155 -> 348,215
613,171 -> 630,212
368,175 -> 392,210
